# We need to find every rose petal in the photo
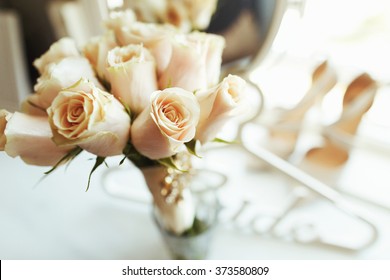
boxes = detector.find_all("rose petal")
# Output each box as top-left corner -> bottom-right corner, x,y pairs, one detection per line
3,112 -> 73,166
132,87 -> 199,159
195,74 -> 247,143
33,37 -> 79,74
48,79 -> 131,157
107,45 -> 158,115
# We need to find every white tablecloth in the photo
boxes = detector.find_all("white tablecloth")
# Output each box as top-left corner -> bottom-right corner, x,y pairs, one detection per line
1,143 -> 389,260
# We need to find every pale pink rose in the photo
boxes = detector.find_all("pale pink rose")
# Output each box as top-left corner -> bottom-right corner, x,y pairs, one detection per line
131,87 -> 200,160
104,9 -> 136,31
23,56 -> 100,115
0,110 -> 73,166
162,0 -> 217,31
47,79 -> 131,157
107,44 -> 158,115
162,1 -> 192,32
33,37 -> 79,74
123,0 -> 167,23
187,32 -> 225,87
195,74 -> 247,143
185,0 -> 218,30
158,34 -> 210,92
115,22 -> 176,75
83,32 -> 117,82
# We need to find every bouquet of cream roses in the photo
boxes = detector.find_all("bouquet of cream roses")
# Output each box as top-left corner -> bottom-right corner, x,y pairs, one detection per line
0,9 -> 247,234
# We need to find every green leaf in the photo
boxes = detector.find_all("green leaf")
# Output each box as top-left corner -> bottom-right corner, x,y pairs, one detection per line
119,156 -> 127,166
44,147 -> 83,175
180,217 -> 208,237
185,139 -> 201,158
86,156 -> 106,192
121,142 -> 158,168
157,157 -> 187,172
212,137 -> 240,145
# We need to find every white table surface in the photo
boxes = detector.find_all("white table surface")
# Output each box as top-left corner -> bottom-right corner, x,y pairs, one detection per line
1,140 -> 390,260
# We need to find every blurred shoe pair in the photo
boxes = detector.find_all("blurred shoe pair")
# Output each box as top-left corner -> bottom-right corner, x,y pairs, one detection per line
256,60 -> 378,181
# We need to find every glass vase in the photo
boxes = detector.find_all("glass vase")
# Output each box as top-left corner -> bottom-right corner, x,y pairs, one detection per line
141,165 -> 220,260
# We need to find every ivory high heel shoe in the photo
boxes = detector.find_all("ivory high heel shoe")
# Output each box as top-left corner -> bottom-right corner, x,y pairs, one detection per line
325,73 -> 378,138
272,60 -> 338,124
259,60 -> 338,126
304,73 -> 378,167
256,60 -> 337,160
299,73 -> 378,184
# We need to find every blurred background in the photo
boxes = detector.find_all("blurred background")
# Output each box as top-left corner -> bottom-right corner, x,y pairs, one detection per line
2,0 -> 390,113
1,0 -> 390,259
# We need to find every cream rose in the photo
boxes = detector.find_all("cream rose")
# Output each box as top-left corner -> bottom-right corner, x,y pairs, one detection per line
33,37 -> 79,74
123,0 -> 167,23
104,9 -> 137,32
187,32 -> 225,87
23,56 -> 100,116
158,34 -> 210,92
162,0 -> 218,31
131,87 -> 200,160
107,44 -> 158,116
195,74 -> 247,143
185,0 -> 218,30
163,1 -> 192,32
47,79 -> 131,157
116,22 -> 176,75
0,110 -> 73,166
83,31 -> 117,82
